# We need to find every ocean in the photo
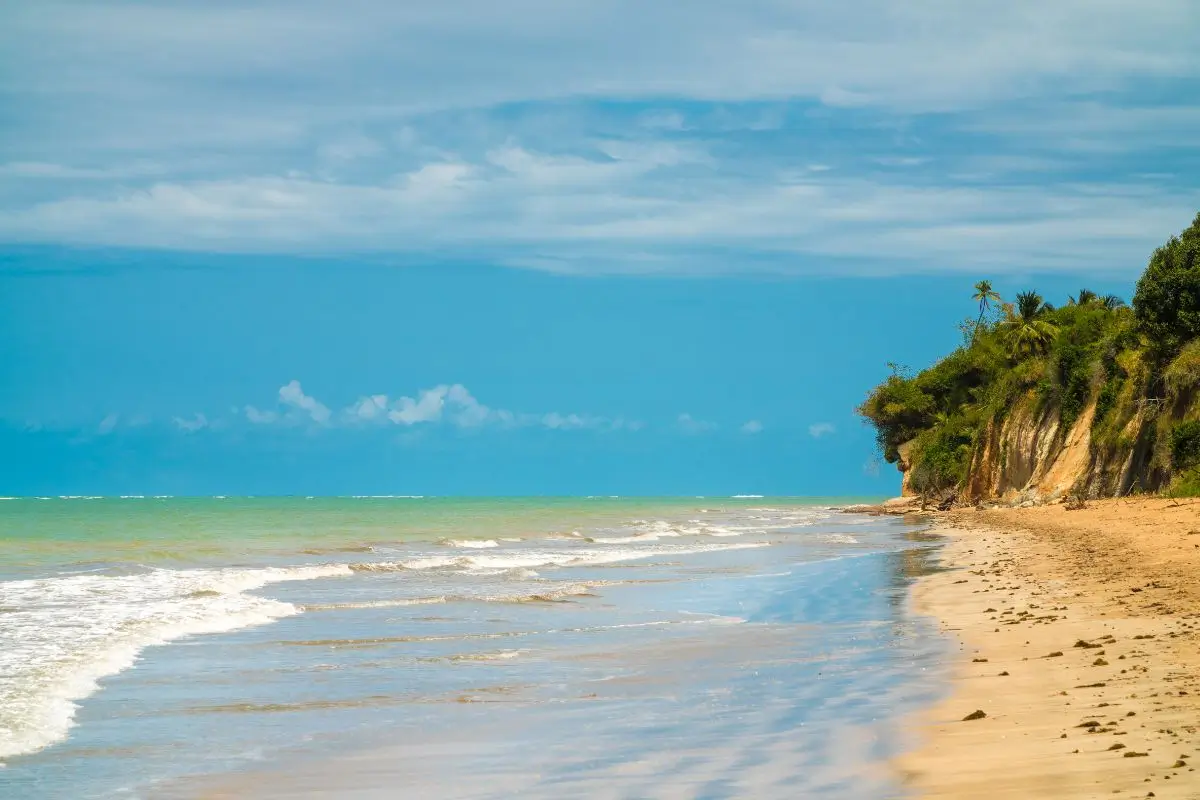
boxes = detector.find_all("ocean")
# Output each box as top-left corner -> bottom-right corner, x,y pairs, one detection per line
0,497 -> 948,798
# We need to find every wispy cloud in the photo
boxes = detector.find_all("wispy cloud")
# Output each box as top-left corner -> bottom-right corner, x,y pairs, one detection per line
808,422 -> 836,439
677,413 -> 717,434
740,420 -> 763,434
0,1 -> 1196,274
172,412 -> 209,432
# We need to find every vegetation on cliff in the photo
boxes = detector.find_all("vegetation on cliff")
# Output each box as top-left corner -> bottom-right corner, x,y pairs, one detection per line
859,212 -> 1200,501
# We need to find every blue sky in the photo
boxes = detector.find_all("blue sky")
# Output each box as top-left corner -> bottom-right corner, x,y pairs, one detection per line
1,1 -> 1198,495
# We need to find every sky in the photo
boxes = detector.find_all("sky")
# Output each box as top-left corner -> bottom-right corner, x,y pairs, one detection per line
2,1 -> 1198,495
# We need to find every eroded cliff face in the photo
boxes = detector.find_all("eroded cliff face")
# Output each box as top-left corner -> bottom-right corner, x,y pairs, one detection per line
900,394 -> 1167,504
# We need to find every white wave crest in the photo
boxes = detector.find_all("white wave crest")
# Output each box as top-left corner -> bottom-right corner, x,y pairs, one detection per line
442,539 -> 500,549
351,541 -> 768,574
0,563 -> 351,761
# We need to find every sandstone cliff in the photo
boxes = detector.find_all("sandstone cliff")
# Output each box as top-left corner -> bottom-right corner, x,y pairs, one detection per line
899,389 -> 1178,505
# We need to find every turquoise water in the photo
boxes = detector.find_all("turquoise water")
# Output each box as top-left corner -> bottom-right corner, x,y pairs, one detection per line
0,497 -> 946,798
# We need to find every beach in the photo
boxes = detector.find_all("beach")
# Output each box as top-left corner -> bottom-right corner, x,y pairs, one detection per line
897,498 -> 1200,798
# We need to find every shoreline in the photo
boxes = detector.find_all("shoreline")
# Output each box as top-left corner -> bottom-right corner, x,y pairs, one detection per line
895,498 -> 1200,797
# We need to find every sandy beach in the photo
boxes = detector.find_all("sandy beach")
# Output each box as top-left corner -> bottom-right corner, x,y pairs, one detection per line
896,498 -> 1200,798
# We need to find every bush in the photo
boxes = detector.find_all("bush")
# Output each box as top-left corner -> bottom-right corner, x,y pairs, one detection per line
1167,468 -> 1200,499
1055,342 -> 1092,428
1170,420 -> 1200,471
908,419 -> 975,495
1093,375 -> 1122,426
1133,212 -> 1200,353
1164,339 -> 1200,400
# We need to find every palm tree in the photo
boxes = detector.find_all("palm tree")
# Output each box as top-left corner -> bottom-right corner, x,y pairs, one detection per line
971,280 -> 1002,341
1001,291 -> 1058,358
1101,294 -> 1126,310
1069,289 -> 1098,306
1015,291 -> 1050,319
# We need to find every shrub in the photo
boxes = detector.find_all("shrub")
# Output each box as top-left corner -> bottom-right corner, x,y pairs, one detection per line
908,419 -> 975,495
1133,212 -> 1200,353
1055,342 -> 1092,429
1163,339 -> 1200,400
1093,375 -> 1122,426
1170,421 -> 1200,471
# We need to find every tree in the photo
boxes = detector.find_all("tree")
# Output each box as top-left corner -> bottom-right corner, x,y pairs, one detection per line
1001,291 -> 1058,359
1101,294 -> 1126,310
1015,291 -> 1050,320
971,280 -> 1002,341
1070,289 -> 1098,306
1133,212 -> 1200,353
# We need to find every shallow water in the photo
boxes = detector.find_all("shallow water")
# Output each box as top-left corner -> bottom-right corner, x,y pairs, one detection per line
0,497 -> 947,799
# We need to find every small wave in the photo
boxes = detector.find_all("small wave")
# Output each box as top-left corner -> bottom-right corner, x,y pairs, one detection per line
301,583 -> 601,612
442,539 -> 500,549
348,495 -> 425,499
0,563 -> 352,760
349,541 -> 767,574
449,650 -> 524,662
300,597 -> 449,612
819,534 -> 860,544
731,494 -> 764,498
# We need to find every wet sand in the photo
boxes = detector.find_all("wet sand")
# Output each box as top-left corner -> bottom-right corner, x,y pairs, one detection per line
897,498 -> 1200,798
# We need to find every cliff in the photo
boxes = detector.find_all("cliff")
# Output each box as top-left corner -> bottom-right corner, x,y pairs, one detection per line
902,391 -> 1170,505
865,212 -> 1200,507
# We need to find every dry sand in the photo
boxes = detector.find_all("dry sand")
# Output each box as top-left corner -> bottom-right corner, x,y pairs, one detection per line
895,497 -> 1200,798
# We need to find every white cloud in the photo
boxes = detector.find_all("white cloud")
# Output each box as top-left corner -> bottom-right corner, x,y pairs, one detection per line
0,2 -> 1196,275
97,413 -> 120,435
740,420 -> 763,434
244,405 -> 280,424
387,386 -> 450,425
677,413 -> 717,434
808,422 -> 836,438
1,160 -> 1192,275
347,394 -> 389,421
236,380 -> 632,433
279,380 -> 331,424
172,412 -> 209,432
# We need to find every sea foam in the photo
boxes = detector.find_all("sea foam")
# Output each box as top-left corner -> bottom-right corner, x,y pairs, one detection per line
0,564 -> 350,761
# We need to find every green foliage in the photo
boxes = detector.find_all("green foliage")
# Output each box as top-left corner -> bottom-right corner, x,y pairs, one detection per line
1166,468 -> 1200,499
1170,420 -> 1200,471
999,292 -> 1058,359
859,214 -> 1200,498
1133,212 -> 1200,354
1055,342 -> 1092,429
908,417 -> 976,495
1094,375 -> 1122,425
857,349 -> 990,463
1163,339 -> 1200,402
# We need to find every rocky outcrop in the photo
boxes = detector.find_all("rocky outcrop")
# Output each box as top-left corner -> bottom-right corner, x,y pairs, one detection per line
963,398 -> 1095,503
902,394 -> 1173,506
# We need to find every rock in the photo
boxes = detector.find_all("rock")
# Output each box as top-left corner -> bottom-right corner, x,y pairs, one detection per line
1064,494 -> 1088,510
963,709 -> 987,721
